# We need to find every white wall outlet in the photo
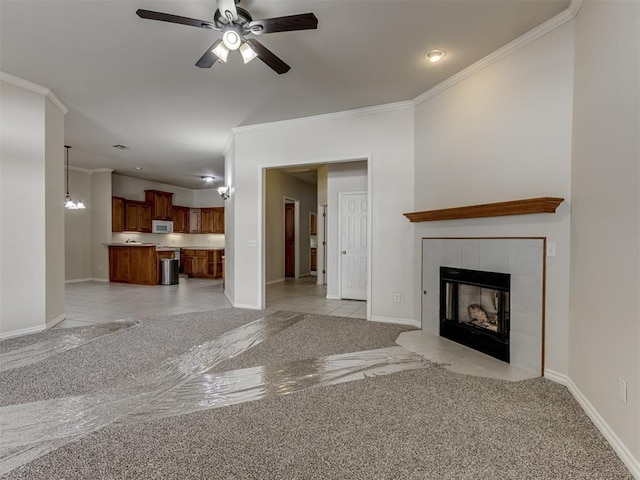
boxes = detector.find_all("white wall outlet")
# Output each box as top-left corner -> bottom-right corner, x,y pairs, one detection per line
546,242 -> 557,257
619,378 -> 628,404
393,292 -> 401,303
248,240 -> 257,247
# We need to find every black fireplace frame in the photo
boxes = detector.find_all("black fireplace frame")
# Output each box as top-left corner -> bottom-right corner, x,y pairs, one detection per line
439,266 -> 510,362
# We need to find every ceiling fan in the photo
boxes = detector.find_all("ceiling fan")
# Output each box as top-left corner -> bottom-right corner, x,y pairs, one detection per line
136,0 -> 318,74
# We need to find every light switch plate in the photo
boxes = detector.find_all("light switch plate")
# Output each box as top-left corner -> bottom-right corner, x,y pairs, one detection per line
248,240 -> 257,247
546,242 -> 556,257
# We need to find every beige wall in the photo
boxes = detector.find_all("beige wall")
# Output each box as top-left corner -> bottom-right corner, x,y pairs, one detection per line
265,169 -> 317,283
91,171 -> 112,280
65,169 -> 92,281
413,22 -> 574,375
231,104 -> 415,315
44,98 -> 65,326
570,0 -> 640,467
0,78 -> 66,337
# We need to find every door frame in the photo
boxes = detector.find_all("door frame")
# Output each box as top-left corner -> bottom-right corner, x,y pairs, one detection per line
260,155 -> 372,320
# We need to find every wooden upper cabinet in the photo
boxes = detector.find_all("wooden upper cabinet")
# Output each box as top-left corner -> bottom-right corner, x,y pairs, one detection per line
139,203 -> 152,232
189,208 -> 201,233
212,207 -> 224,234
145,190 -> 174,220
201,208 -> 214,233
124,200 -> 152,232
201,207 -> 225,234
112,197 -> 125,232
172,206 -> 190,233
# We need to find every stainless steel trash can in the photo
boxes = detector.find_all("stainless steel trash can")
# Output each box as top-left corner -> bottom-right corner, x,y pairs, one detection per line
160,258 -> 179,285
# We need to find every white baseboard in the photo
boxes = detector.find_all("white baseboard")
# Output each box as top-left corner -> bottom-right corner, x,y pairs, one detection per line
0,324 -> 46,340
545,368 -> 640,479
46,313 -> 66,329
91,277 -> 109,282
65,278 -> 92,284
326,294 -> 340,300
369,315 -> 421,328
266,278 -> 285,286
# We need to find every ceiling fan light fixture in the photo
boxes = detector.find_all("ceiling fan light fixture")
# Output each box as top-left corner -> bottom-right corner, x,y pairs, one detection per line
240,42 -> 258,64
426,49 -> 446,63
222,29 -> 241,50
212,42 -> 229,62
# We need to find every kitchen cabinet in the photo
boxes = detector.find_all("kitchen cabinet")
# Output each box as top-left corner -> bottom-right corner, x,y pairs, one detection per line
112,197 -> 125,232
189,209 -> 201,233
109,246 -> 175,285
172,206 -> 190,233
181,248 -> 224,279
201,207 -> 224,234
109,247 -> 130,282
145,190 -> 174,220
201,209 -> 214,233
124,200 -> 152,232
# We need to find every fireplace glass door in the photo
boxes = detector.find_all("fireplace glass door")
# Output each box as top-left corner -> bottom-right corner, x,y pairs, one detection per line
440,267 -> 510,361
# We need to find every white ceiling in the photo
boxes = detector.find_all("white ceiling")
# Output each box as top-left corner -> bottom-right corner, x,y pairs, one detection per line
1,0 -> 569,189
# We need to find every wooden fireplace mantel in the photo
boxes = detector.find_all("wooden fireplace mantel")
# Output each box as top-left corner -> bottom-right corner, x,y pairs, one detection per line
403,197 -> 564,223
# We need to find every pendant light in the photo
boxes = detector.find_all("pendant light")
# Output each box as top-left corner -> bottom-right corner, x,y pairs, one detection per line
64,146 -> 85,209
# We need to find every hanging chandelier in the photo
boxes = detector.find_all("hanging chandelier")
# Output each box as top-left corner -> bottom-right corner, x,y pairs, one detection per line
64,146 -> 85,210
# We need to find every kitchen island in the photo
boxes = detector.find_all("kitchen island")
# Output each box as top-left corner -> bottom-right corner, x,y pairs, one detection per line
107,244 -> 180,285
106,244 -> 224,285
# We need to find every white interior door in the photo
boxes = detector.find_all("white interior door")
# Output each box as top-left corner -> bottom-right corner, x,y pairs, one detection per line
340,193 -> 367,300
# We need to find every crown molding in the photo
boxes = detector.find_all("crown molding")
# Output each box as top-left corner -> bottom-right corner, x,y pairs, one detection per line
413,0 -> 583,107
233,101 -> 414,135
0,71 -> 69,115
67,166 -> 113,174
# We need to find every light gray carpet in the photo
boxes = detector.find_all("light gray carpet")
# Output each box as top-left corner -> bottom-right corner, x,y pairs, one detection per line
0,310 -> 632,479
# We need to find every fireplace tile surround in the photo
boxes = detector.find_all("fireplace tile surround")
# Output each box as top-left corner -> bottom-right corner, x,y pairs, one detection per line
422,238 -> 545,375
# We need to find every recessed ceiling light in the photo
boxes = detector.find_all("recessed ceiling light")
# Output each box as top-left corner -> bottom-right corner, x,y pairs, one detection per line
201,176 -> 215,183
425,49 -> 446,63
135,166 -> 143,170
113,144 -> 129,150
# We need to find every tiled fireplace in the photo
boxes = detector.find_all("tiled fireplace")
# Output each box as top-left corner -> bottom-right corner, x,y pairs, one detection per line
422,238 -> 545,375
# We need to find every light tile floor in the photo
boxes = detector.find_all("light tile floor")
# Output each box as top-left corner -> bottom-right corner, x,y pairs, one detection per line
59,276 -> 536,381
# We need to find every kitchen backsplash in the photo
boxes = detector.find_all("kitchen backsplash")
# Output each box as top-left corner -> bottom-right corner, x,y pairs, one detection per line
111,232 -> 225,248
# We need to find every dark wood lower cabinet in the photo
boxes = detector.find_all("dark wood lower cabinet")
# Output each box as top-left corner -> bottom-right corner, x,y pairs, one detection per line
181,249 -> 224,279
109,246 -> 224,284
109,247 -> 130,282
109,246 -> 174,285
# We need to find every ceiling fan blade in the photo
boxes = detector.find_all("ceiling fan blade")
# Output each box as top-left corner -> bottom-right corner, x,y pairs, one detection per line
217,0 -> 238,22
248,13 -> 318,35
136,9 -> 216,30
246,40 -> 290,74
196,40 -> 222,68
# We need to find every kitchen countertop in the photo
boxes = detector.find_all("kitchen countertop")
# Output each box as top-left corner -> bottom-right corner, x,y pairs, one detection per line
105,243 -> 223,252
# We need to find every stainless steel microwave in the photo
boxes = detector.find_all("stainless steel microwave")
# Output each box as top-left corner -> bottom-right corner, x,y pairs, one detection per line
152,220 -> 174,234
